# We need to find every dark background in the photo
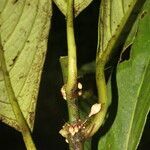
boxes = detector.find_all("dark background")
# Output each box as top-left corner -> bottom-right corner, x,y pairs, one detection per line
0,0 -> 149,150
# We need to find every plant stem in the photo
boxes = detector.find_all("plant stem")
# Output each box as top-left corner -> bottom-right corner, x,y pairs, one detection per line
0,37 -> 36,150
66,0 -> 79,123
84,61 -> 109,137
62,0 -> 84,149
69,139 -> 84,150
84,0 -> 143,137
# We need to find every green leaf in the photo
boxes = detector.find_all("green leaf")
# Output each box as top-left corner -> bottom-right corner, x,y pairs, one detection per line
98,0 -> 150,149
122,19 -> 139,51
120,6 -> 148,62
0,0 -> 52,131
97,0 -> 146,58
53,0 -> 93,17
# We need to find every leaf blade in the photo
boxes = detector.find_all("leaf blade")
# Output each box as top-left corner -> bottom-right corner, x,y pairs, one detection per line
53,0 -> 93,16
98,0 -> 150,149
0,0 -> 52,131
98,0 -> 146,59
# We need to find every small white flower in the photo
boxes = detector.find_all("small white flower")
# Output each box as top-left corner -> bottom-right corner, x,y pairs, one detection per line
88,103 -> 101,117
61,85 -> 67,100
78,82 -> 82,90
59,128 -> 68,138
69,126 -> 77,136
65,139 -> 69,143
74,126 -> 79,133
78,90 -> 82,96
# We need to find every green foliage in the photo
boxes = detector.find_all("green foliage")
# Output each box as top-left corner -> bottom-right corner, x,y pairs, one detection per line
53,0 -> 94,16
0,0 -> 52,131
98,0 -> 150,149
97,0 -> 144,58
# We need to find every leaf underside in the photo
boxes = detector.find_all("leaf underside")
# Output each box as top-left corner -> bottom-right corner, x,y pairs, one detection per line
53,0 -> 93,17
98,0 -> 150,149
0,0 -> 52,131
98,0 -> 145,55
